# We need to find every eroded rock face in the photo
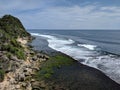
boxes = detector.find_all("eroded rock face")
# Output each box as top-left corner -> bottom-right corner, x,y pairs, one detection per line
0,15 -> 50,90
0,47 -> 49,90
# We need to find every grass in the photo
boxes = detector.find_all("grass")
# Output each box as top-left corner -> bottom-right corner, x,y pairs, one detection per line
0,69 -> 5,82
36,54 -> 75,80
1,44 -> 26,60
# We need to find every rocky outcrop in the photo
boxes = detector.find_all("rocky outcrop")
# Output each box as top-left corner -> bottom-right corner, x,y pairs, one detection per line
0,39 -> 49,90
0,15 -> 49,90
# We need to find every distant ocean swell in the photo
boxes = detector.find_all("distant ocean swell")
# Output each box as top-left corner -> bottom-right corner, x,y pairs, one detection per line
31,33 -> 120,84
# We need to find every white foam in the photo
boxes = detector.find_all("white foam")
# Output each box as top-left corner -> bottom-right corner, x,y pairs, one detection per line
34,33 -> 120,84
78,44 -> 96,50
85,55 -> 120,84
31,33 -> 40,36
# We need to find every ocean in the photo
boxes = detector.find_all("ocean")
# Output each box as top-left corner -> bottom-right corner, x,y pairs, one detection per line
28,29 -> 120,84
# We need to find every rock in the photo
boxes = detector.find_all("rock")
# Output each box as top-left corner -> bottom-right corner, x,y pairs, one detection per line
0,53 -> 3,57
23,69 -> 27,72
33,67 -> 39,71
31,79 -> 35,82
15,85 -> 20,89
45,55 -> 49,60
26,82 -> 32,90
22,82 -> 27,87
18,74 -> 25,82
5,69 -> 13,73
10,78 -> 15,84
29,51 -> 34,55
39,81 -> 46,88
37,54 -> 49,61
32,56 -> 37,61
25,72 -> 30,76
0,66 -> 3,69
37,53 -> 44,58
10,56 -> 17,61
31,81 -> 41,89
1,55 -> 9,61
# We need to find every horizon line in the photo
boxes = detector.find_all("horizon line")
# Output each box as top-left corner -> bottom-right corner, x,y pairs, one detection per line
27,29 -> 120,30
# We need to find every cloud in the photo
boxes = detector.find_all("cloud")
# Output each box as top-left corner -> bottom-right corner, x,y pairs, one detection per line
0,0 -> 120,29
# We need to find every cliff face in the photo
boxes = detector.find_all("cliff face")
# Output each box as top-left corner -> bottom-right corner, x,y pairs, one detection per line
0,15 -> 48,90
0,15 -> 31,82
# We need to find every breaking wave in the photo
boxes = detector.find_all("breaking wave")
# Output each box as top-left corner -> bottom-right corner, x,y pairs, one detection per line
31,33 -> 120,84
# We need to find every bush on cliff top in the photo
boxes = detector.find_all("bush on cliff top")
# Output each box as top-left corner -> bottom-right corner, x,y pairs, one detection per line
0,15 -> 30,60
0,15 -> 30,38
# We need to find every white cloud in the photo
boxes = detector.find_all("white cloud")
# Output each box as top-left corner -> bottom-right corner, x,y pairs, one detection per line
0,1 -> 120,29
100,6 -> 120,12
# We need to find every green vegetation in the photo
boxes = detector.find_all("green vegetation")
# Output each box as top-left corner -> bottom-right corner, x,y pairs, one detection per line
0,15 -> 32,82
0,15 -> 31,60
0,15 -> 30,38
36,54 -> 75,80
0,69 -> 5,82
1,43 -> 26,60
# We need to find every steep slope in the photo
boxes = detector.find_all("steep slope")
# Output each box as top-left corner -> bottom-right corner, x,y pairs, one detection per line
0,15 -> 48,90
0,15 -> 30,38
0,15 -> 31,82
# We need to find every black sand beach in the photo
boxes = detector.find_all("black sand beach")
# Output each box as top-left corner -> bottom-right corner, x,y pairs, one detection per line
31,36 -> 120,90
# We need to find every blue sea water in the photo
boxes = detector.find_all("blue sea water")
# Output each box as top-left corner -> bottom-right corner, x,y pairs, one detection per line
28,29 -> 120,84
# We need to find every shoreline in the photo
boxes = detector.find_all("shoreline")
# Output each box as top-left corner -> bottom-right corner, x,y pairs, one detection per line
30,34 -> 120,84
1,36 -> 120,90
30,36 -> 120,90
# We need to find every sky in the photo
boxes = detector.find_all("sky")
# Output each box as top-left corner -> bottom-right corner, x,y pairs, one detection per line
0,0 -> 120,29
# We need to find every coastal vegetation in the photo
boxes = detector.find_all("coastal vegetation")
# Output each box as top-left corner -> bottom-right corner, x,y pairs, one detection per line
36,53 -> 75,79
0,69 -> 5,82
0,15 -> 30,60
0,15 -> 31,82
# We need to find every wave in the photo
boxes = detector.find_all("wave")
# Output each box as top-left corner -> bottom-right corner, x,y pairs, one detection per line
31,33 -> 120,84
78,44 -> 96,50
31,33 -> 40,36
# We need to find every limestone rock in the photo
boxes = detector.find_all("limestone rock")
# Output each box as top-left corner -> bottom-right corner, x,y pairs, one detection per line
15,85 -> 21,89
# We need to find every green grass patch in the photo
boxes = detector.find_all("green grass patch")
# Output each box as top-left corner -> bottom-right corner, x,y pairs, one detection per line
1,44 -> 26,60
0,69 -> 5,82
36,54 -> 75,80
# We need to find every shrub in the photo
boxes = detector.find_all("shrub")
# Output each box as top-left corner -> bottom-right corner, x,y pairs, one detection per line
15,50 -> 26,60
1,44 -> 26,60
10,39 -> 22,48
0,69 -> 5,82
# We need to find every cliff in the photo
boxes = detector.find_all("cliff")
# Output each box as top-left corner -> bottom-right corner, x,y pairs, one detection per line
0,15 -> 30,38
0,15 -> 48,90
0,15 -> 30,81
